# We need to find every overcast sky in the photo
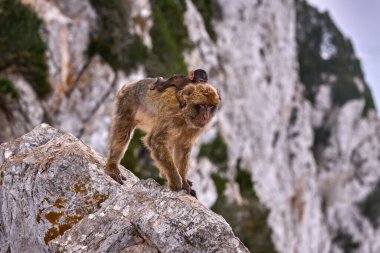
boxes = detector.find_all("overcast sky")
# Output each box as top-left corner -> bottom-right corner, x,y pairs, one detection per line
307,0 -> 380,111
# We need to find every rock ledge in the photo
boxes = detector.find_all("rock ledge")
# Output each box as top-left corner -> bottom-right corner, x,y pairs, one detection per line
0,124 -> 249,253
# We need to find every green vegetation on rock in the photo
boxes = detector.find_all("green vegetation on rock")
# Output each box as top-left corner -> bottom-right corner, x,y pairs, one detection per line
210,159 -> 277,253
192,0 -> 217,41
202,133 -> 276,253
358,179 -> 380,229
0,0 -> 50,98
89,0 -> 191,78
0,78 -> 18,99
362,85 -> 376,116
211,174 -> 228,194
145,0 -> 191,77
88,0 -> 149,73
289,107 -> 298,126
235,160 -> 256,198
120,129 -> 145,176
310,125 -> 331,163
313,126 -> 330,146
198,133 -> 228,171
333,230 -> 360,253
120,129 -> 165,185
296,0 -> 377,163
296,0 -> 376,116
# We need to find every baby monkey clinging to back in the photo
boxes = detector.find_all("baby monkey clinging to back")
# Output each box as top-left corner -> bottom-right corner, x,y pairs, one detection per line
151,69 -> 208,92
105,77 -> 220,197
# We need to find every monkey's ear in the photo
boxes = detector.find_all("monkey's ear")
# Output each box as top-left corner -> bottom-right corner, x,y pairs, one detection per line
178,85 -> 195,108
181,85 -> 195,97
188,71 -> 194,81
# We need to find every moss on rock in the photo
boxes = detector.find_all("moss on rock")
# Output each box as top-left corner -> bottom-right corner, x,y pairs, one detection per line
89,0 -> 192,78
120,129 -> 164,185
0,78 -> 18,99
362,85 -> 376,116
88,0 -> 149,73
145,0 -> 191,77
333,230 -> 360,253
0,0 -> 50,98
191,0 -> 217,41
198,133 -> 228,171
296,0 -> 376,116
210,159 -> 277,253
358,179 -> 380,229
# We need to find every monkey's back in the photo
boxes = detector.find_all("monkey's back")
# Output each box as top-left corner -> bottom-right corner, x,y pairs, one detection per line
125,78 -> 180,111
116,78 -> 184,133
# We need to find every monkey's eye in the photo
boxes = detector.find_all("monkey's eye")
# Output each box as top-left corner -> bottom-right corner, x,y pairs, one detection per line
194,104 -> 202,112
209,105 -> 216,113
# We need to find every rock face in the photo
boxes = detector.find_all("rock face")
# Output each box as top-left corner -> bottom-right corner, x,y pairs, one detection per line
185,0 -> 380,252
0,124 -> 249,253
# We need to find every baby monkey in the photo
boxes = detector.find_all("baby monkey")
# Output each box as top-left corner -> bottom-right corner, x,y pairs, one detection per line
151,69 -> 208,92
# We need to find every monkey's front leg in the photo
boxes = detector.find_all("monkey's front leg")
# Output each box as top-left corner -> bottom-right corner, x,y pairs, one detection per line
147,132 -> 183,191
174,144 -> 197,198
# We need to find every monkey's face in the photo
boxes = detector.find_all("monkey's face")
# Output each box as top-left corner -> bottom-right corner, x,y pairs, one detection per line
179,84 -> 221,129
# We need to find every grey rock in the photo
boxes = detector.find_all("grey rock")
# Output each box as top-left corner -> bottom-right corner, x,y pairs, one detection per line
0,124 -> 249,253
0,76 -> 44,143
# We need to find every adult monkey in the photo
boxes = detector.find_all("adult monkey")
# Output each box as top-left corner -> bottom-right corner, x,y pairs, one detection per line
105,78 -> 221,197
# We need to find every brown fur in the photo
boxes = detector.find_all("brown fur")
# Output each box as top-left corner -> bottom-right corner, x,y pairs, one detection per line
105,78 -> 221,196
152,75 -> 191,92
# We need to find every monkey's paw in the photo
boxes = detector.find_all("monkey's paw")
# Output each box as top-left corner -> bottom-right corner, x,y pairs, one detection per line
105,168 -> 126,185
182,184 -> 197,199
189,188 -> 197,199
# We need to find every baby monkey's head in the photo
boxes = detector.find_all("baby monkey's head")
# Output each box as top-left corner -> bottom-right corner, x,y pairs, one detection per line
178,83 -> 221,129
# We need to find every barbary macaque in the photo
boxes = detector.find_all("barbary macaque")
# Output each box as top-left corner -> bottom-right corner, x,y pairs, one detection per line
150,69 -> 208,92
105,78 -> 220,198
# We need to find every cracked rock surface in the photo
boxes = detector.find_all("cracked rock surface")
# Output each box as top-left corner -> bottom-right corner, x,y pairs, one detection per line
0,124 -> 249,253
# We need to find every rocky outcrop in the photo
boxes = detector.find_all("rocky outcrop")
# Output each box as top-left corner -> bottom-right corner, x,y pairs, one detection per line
0,124 -> 249,253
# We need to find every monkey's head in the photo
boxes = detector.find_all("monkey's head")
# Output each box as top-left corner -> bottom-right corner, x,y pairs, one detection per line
189,69 -> 208,83
178,83 -> 221,129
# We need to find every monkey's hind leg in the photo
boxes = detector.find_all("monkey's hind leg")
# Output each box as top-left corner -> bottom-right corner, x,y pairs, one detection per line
144,131 -> 183,191
106,109 -> 136,184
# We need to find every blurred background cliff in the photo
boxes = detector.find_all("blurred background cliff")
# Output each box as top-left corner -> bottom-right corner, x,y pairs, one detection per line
0,0 -> 379,252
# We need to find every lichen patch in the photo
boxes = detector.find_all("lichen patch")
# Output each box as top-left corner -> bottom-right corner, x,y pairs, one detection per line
45,211 -> 64,224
